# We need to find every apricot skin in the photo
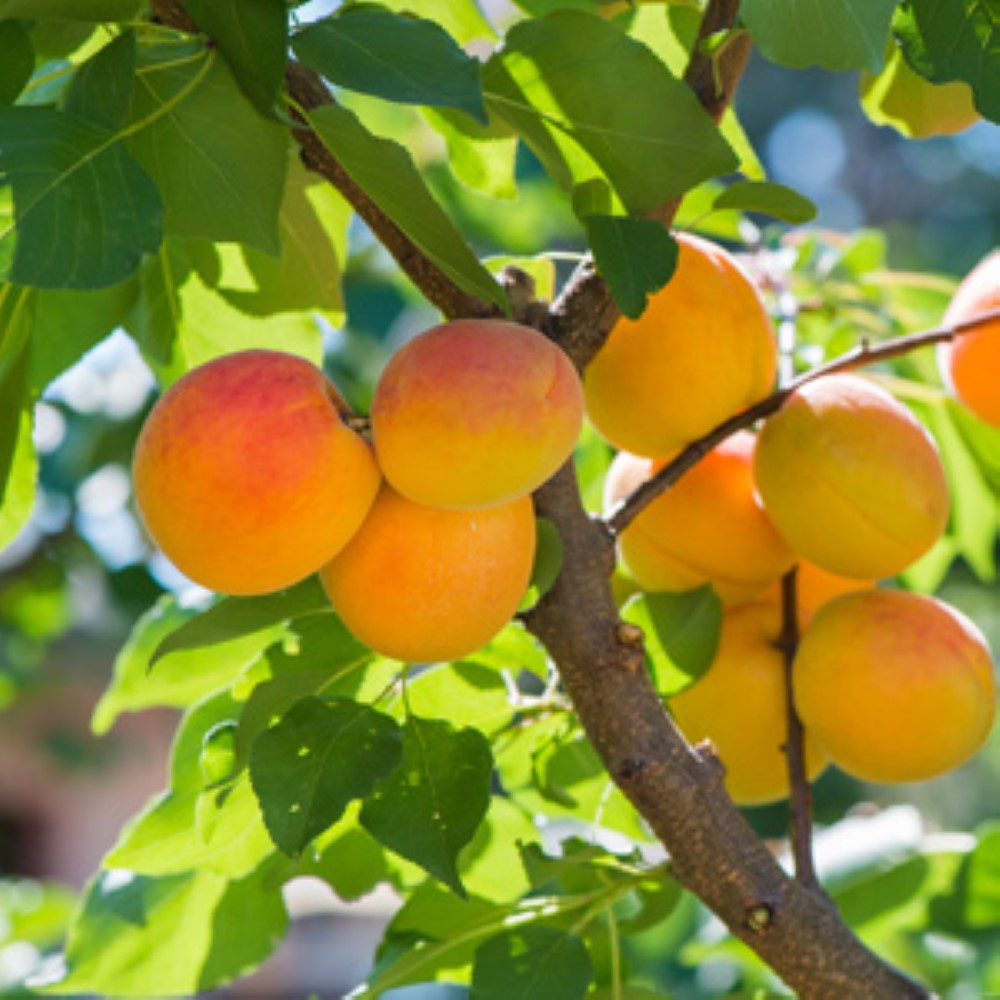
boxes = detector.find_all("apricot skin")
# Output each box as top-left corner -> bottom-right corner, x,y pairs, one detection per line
753,374 -> 949,580
669,602 -> 828,806
941,251 -> 1000,428
371,319 -> 583,509
605,431 -> 795,604
794,590 -> 996,784
584,232 -> 777,459
133,350 -> 381,596
320,486 -> 535,663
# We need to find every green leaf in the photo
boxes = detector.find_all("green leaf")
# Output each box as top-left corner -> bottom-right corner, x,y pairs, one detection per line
184,0 -> 288,118
127,47 -> 287,254
621,588 -> 722,697
530,517 -> 564,599
713,180 -> 817,225
930,823 -> 1000,931
484,10 -> 737,214
0,106 -> 162,289
307,102 -> 506,313
581,215 -> 678,320
0,404 -> 36,552
0,0 -> 141,18
894,0 -> 1000,121
361,0 -> 496,44
424,107 -> 519,200
250,695 -> 402,856
471,926 -> 593,1000
294,8 -> 487,122
458,797 -> 541,903
0,20 -> 33,105
300,812 -> 389,900
742,0 -> 897,72
62,30 -> 136,130
400,661 -> 516,736
466,620 -> 549,679
361,716 -> 493,896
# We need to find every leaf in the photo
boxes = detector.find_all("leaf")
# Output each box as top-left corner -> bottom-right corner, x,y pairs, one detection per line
62,29 -> 136,130
307,102 -> 506,313
0,20 -> 32,105
0,404 -> 36,552
0,0 -> 141,17
361,716 -> 493,896
0,106 -> 162,289
483,10 -> 737,214
741,0 -> 898,72
401,661 -> 516,735
424,107 -> 519,200
294,8 -> 487,122
930,823 -> 1000,931
713,181 -> 817,225
363,0 -> 496,44
300,813 -> 389,901
127,47 -> 288,254
530,517 -> 564,599
467,619 -> 549,679
621,588 -> 722,697
184,0 -> 288,118
250,696 -> 402,856
471,926 -> 593,1000
894,0 -> 1000,122
581,215 -> 678,320
458,797 -> 541,903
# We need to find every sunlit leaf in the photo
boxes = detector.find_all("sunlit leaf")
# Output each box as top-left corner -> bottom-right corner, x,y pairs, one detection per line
471,926 -> 592,1000
713,181 -> 817,225
0,0 -> 141,17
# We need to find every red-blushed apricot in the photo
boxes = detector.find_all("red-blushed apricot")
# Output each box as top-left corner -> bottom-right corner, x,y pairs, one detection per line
370,319 -> 583,509
584,232 -> 777,459
320,486 -> 535,663
940,251 -> 1000,428
133,350 -> 381,596
668,601 -> 828,805
604,431 -> 796,604
794,590 -> 996,784
753,373 -> 949,580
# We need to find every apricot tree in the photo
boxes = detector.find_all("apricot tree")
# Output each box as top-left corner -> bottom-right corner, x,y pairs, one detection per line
1,1 -> 999,997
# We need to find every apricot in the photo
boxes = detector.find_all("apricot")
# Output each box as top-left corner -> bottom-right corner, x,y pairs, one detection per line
753,373 -> 949,580
370,319 -> 583,509
605,431 -> 795,603
668,601 -> 828,805
940,251 -> 1000,428
584,232 -> 777,459
133,350 -> 381,596
320,485 -> 535,663
794,590 -> 996,784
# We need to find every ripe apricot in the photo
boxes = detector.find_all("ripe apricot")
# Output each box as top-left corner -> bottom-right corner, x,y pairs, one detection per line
940,251 -> 1000,428
133,350 -> 381,596
371,319 -> 583,509
669,602 -> 828,805
794,590 -> 996,784
605,431 -> 795,603
584,232 -> 777,458
320,486 -> 535,663
754,374 -> 949,580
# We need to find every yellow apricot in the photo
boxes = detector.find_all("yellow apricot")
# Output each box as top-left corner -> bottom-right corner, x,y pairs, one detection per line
754,374 -> 949,580
605,431 -> 795,603
584,232 -> 777,458
133,350 -> 381,596
320,486 -> 535,663
371,319 -> 583,509
669,601 -> 828,806
794,590 -> 996,784
940,250 -> 1000,428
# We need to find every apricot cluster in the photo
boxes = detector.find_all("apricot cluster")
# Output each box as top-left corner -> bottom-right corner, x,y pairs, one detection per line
133,320 -> 584,663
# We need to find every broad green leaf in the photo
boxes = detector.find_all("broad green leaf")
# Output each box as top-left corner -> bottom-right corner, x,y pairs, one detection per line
0,106 -> 162,289
361,716 -> 493,896
484,11 -> 737,214
185,0 -> 288,118
128,47 -> 288,254
0,878 -> 76,950
581,215 -> 677,320
359,0 -> 496,44
471,926 -> 593,1000
742,0 -> 897,72
0,404 -> 36,552
250,695 -> 402,856
621,588 -> 722,696
0,284 -> 32,503
62,29 -> 135,130
0,20 -> 32,105
424,107 -> 519,200
467,619 -> 549,679
951,399 -> 1000,494
0,0 -> 141,17
396,661 -> 515,735
307,102 -> 507,313
459,797 -> 540,903
294,8 -> 487,122
894,0 -> 1000,122
713,181 -> 817,225
299,811 -> 389,900
931,823 -> 1000,931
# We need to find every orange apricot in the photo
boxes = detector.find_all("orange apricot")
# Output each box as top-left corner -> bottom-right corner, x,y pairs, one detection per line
132,350 -> 381,596
794,590 -> 996,784
320,486 -> 535,663
605,431 -> 795,603
940,250 -> 1000,428
669,601 -> 828,806
370,319 -> 583,509
584,232 -> 777,458
753,373 -> 949,580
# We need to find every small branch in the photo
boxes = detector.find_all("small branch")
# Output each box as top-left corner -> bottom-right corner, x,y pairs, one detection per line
609,306 -> 1000,534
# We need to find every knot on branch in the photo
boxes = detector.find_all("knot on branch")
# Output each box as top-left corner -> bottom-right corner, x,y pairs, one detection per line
616,757 -> 647,782
616,621 -> 645,649
744,903 -> 774,935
